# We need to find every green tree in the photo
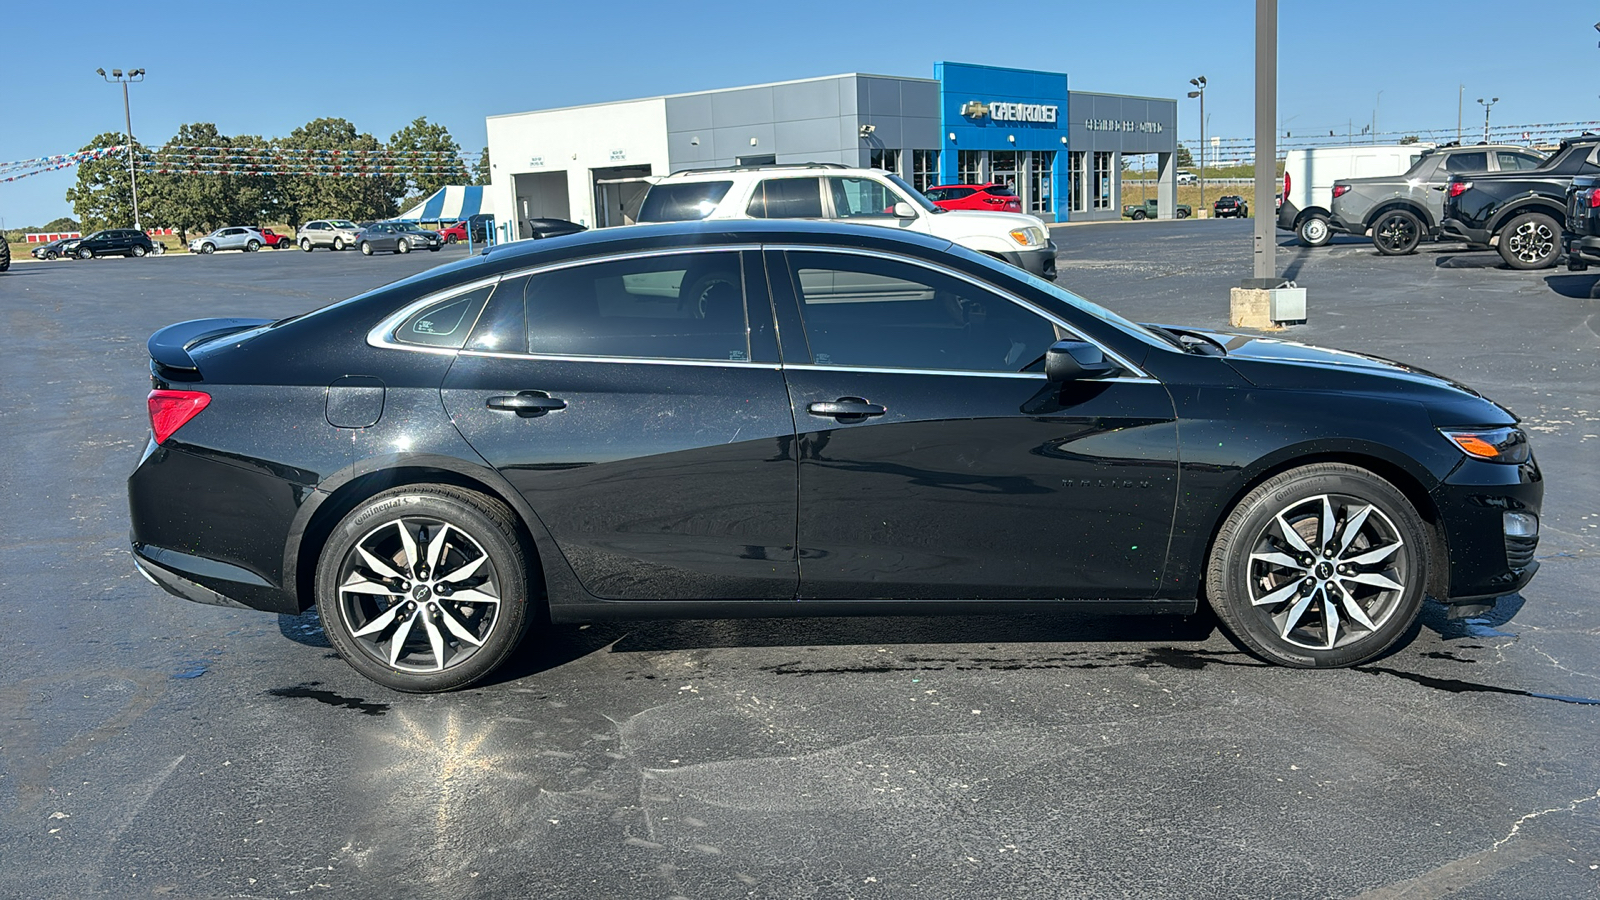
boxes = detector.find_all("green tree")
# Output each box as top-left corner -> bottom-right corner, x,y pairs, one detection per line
388,116 -> 468,200
473,147 -> 492,185
275,118 -> 403,227
64,133 -> 145,231
143,123 -> 275,239
1175,145 -> 1195,168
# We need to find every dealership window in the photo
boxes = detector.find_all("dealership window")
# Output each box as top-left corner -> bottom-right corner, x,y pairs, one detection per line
1068,152 -> 1086,213
1028,151 -> 1056,215
912,150 -> 941,192
959,150 -> 985,184
869,149 -> 901,176
1092,151 -> 1114,211
990,151 -> 1020,191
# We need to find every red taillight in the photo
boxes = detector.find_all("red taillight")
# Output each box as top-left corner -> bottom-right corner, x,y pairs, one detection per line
147,389 -> 211,445
1448,181 -> 1472,198
1331,184 -> 1351,199
1283,171 -> 1290,198
1589,191 -> 1600,209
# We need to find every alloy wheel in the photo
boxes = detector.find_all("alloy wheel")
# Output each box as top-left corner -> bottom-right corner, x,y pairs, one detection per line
1507,220 -> 1554,264
336,517 -> 502,674
1374,214 -> 1417,254
1244,493 -> 1408,651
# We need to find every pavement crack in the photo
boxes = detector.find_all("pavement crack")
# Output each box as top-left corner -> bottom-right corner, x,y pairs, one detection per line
1492,787 -> 1600,851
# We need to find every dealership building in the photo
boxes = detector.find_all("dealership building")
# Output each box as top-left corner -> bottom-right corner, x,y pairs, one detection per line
484,62 -> 1179,239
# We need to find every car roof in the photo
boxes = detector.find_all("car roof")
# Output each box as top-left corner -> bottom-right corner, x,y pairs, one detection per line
929,183 -> 996,190
479,220 -> 956,269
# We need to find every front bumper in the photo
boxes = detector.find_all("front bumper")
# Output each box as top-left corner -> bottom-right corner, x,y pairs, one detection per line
1432,454 -> 1543,603
1003,241 -> 1058,280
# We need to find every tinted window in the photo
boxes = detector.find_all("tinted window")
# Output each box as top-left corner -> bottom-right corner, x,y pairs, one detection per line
1444,152 -> 1488,173
637,182 -> 734,222
786,251 -> 1064,373
828,177 -> 900,219
983,185 -> 1018,197
524,252 -> 749,362
396,284 -> 494,348
1497,151 -> 1544,171
745,178 -> 823,218
925,187 -> 975,201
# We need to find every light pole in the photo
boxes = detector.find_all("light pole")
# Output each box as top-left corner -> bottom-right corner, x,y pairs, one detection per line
1477,97 -> 1498,143
1457,84 -> 1465,143
96,67 -> 145,231
1187,75 -> 1207,217
1373,90 -> 1383,143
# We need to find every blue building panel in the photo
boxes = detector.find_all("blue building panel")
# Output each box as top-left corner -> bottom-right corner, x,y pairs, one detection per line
934,62 -> 1072,220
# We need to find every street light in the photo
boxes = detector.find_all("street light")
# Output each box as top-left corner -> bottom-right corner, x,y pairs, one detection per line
1477,97 -> 1499,143
1187,75 -> 1207,216
1373,90 -> 1383,143
97,67 -> 146,231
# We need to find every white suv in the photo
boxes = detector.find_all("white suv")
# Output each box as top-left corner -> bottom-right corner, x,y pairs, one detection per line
636,163 -> 1057,280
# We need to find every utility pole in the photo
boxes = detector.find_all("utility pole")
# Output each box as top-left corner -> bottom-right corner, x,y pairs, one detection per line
97,67 -> 146,231
1477,97 -> 1498,143
1373,91 -> 1383,143
1253,0 -> 1276,281
1457,84 -> 1464,143
1187,75 -> 1207,217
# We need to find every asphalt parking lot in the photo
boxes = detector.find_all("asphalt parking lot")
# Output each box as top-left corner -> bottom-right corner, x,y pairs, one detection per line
1,223 -> 1596,899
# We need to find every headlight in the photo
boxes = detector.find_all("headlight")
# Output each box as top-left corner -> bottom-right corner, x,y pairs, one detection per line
1440,426 -> 1531,463
1008,226 -> 1046,247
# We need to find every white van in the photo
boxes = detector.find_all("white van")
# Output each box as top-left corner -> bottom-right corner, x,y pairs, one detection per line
1277,145 -> 1432,246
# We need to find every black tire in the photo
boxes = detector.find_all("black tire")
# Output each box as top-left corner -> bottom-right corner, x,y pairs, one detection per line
1497,212 -> 1560,270
200,243 -> 215,255
1371,209 -> 1423,256
131,244 -> 147,258
360,241 -> 373,256
301,238 -> 313,252
1132,210 -> 1147,220
1296,214 -> 1332,247
1206,463 -> 1429,668
44,251 -> 57,260
315,485 -> 532,692
445,234 -> 458,244
396,239 -> 411,255
1176,208 -> 1190,219
78,247 -> 94,259
246,239 -> 261,252
333,237 -> 346,251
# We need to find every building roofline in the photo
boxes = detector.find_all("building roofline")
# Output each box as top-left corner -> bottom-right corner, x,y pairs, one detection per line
1069,89 -> 1178,104
488,72 -> 940,121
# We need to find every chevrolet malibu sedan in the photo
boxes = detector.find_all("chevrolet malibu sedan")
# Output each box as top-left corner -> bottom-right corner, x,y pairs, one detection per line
128,221 -> 1542,692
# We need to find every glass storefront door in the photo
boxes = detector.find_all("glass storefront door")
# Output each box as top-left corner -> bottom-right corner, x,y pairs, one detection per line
1027,151 -> 1055,216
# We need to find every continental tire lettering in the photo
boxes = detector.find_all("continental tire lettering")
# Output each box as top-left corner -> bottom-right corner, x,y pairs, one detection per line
354,497 -> 409,526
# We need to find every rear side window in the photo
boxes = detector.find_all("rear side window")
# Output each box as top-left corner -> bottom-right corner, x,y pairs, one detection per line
637,182 -> 733,222
524,251 -> 749,362
395,284 -> 495,349
1496,151 -> 1543,171
1444,152 -> 1488,174
984,185 -> 1017,197
746,178 -> 823,218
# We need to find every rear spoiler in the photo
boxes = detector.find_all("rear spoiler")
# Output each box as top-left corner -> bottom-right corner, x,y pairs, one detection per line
148,317 -> 273,372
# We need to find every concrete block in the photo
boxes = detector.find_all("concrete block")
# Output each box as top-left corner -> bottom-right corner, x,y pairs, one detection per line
1230,287 -> 1276,329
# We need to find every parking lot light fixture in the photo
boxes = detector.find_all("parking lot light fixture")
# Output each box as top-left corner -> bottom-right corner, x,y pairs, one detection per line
1477,97 -> 1498,143
1187,76 -> 1207,215
98,66 -> 146,232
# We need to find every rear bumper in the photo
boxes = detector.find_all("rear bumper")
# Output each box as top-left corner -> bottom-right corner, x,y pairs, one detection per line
1327,211 -> 1365,236
1439,218 -> 1491,246
1276,200 -> 1299,232
1002,242 -> 1058,281
1562,232 -> 1600,264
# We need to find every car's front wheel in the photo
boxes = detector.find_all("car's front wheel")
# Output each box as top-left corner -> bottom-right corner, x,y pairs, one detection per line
200,243 -> 215,255
77,247 -> 94,259
333,237 -> 346,251
316,486 -> 532,692
131,244 -> 147,257
1372,209 -> 1423,256
1497,212 -> 1560,270
1297,214 -> 1332,247
301,238 -> 313,251
396,239 -> 411,255
360,241 -> 373,256
1205,463 -> 1429,668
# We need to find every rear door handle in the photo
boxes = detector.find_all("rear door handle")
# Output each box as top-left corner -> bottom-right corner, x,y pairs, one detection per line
486,392 -> 567,417
807,397 -> 886,420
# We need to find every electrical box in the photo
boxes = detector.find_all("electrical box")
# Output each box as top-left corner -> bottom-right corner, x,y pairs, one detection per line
1270,286 -> 1307,325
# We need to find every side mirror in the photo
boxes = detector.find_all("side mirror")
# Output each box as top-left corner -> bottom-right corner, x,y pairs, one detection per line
1044,340 -> 1119,382
892,201 -> 917,219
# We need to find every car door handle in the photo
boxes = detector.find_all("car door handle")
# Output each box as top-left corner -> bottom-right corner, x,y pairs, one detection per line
486,392 -> 567,416
807,398 -> 886,419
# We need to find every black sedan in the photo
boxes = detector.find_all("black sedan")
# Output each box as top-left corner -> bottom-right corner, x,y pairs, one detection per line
31,238 -> 73,260
128,221 -> 1542,691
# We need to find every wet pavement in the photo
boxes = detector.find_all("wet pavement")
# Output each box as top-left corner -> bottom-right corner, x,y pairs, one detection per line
1,227 -> 1596,899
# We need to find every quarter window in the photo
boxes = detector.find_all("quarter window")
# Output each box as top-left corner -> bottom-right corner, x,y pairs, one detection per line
637,182 -> 734,222
395,285 -> 495,349
1496,151 -> 1543,171
747,178 -> 824,218
785,251 -> 1066,373
524,252 -> 750,362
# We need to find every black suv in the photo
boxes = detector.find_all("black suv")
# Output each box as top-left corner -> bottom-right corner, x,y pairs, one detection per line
1441,135 -> 1600,269
63,228 -> 157,260
1561,174 -> 1600,270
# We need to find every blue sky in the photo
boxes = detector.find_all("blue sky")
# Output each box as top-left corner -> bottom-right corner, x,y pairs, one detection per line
3,1 -> 1595,227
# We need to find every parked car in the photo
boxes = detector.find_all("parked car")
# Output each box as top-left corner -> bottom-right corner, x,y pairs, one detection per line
1441,135 -> 1600,270
298,219 -> 363,251
923,183 -> 1023,213
1212,196 -> 1249,218
356,222 -> 442,255
438,214 -> 496,244
188,227 -> 266,255
61,228 -> 157,259
1329,144 -> 1547,256
636,163 -> 1057,279
1122,198 -> 1191,220
1278,145 -> 1432,247
1561,174 -> 1600,270
260,227 -> 293,249
1177,170 -> 1198,185
31,238 -> 74,260
129,219 -> 1542,691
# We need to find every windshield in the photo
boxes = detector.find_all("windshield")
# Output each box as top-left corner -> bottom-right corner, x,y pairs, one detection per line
330,220 -> 358,229
885,173 -> 942,213
396,223 -> 427,232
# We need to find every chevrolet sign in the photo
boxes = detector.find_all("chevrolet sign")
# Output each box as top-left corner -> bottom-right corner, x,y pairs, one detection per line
961,100 -> 1059,124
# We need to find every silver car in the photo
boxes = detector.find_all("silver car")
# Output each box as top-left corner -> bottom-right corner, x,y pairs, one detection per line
188,227 -> 266,254
297,219 -> 363,251
356,222 -> 443,255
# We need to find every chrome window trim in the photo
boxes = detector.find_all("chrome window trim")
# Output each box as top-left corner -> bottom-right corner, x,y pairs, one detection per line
459,349 -> 778,370
761,243 -> 1152,379
367,275 -> 504,354
783,363 -> 1156,384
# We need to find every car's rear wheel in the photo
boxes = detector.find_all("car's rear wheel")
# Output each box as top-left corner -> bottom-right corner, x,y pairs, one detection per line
1206,463 -> 1428,668
1497,212 -> 1560,270
246,239 -> 261,252
446,234 -> 458,243
1297,214 -> 1332,247
360,241 -> 373,256
334,237 -> 346,251
316,486 -> 532,692
131,244 -> 147,257
396,239 -> 411,255
1372,209 -> 1423,256
1132,210 -> 1147,220
78,247 -> 94,259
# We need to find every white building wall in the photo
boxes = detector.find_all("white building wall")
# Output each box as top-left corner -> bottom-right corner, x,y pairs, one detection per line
486,98 -> 670,235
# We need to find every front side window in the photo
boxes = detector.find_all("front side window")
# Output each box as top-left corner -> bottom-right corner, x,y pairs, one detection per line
395,284 -> 495,349
637,182 -> 734,222
1444,152 -> 1488,174
747,178 -> 823,218
827,177 -> 899,219
785,251 -> 1065,373
525,252 -> 749,362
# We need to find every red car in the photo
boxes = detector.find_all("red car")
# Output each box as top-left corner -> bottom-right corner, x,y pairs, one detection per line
259,228 -> 292,249
922,183 -> 1022,213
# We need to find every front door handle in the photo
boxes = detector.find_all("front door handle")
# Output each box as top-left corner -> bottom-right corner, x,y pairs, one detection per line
807,397 -> 886,420
486,392 -> 567,417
